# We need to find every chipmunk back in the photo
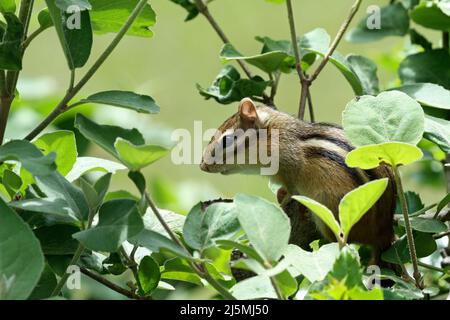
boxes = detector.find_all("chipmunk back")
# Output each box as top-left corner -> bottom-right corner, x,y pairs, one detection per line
200,98 -> 396,262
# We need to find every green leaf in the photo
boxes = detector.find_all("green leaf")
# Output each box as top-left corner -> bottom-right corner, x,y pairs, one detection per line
216,240 -> 265,264
284,243 -> 340,282
398,217 -> 448,233
292,196 -> 340,241
346,3 -> 410,43
65,156 -> 126,182
409,29 -> 432,50
392,83 -> 450,110
235,194 -> 291,263
2,169 -> 22,195
55,0 -> 92,11
274,270 -> 298,299
345,142 -> 423,169
0,197 -> 44,299
424,115 -> 450,153
114,138 -> 172,171
76,90 -> 160,114
347,55 -> 380,95
90,0 -> 156,37
0,140 -> 56,176
328,247 -> 363,289
45,0 -> 93,69
382,231 -> 437,264
35,171 -> 90,221
399,49 -> 450,89
138,256 -> 160,296
34,225 -> 80,255
230,275 -> 277,299
169,0 -> 199,21
142,207 -> 185,238
410,0 -> 450,31
0,0 -> 16,13
33,130 -> 77,176
38,8 -> 54,29
0,12 -> 23,70
28,265 -> 57,300
73,199 -> 144,252
8,198 -> 78,224
74,113 -> 145,157
339,179 -> 389,240
197,65 -> 270,104
183,202 -> 241,252
161,258 -> 202,286
342,91 -> 425,146
437,193 -> 450,214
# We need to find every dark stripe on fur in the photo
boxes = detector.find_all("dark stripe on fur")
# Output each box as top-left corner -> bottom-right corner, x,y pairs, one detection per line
298,132 -> 354,152
305,147 -> 365,186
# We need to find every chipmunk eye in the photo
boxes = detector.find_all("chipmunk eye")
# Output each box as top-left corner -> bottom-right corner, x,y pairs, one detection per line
222,134 -> 234,149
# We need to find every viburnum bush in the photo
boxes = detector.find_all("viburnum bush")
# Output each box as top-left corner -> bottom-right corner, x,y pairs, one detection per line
0,0 -> 449,300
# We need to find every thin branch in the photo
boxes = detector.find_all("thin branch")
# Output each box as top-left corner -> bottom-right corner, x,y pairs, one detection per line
309,0 -> 362,83
193,0 -> 253,79
307,88 -> 315,123
393,165 -> 423,289
418,261 -> 450,275
22,26 -> 46,50
24,0 -> 149,141
434,230 -> 450,240
80,267 -> 151,300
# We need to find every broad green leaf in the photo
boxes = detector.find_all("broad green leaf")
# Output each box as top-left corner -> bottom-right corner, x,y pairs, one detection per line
424,115 -> 450,153
235,194 -> 291,263
409,28 -> 432,50
35,171 -> 90,221
347,55 -> 380,95
328,248 -> 363,289
76,91 -> 160,114
104,190 -> 139,202
0,0 -> 16,13
382,231 -> 437,264
33,130 -> 77,176
0,140 -> 56,176
55,0 -> 92,11
230,275 -> 277,299
398,217 -> 448,233
8,198 -> 78,224
28,265 -> 57,300
169,0 -> 199,21
65,156 -> 126,182
343,91 -> 425,146
197,65 -> 270,104
34,225 -> 80,255
410,0 -> 450,31
2,169 -> 22,196
161,258 -> 203,286
284,243 -> 339,282
395,191 -> 424,215
129,229 -> 192,260
74,113 -> 145,157
0,12 -> 23,70
183,202 -> 240,252
138,256 -> 160,296
73,199 -> 144,252
45,0 -> 93,69
292,196 -> 340,241
216,240 -> 265,264
399,49 -> 450,89
437,193 -> 450,214
339,179 -> 389,240
142,207 -> 185,237
346,3 -> 409,43
273,270 -> 298,299
345,142 -> 423,169
220,43 -> 291,74
114,138 -> 172,171
90,0 -> 156,37
0,198 -> 44,299
392,83 -> 450,110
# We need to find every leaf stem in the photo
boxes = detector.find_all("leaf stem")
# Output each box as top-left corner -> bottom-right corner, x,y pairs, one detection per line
418,261 -> 450,275
22,26 -> 46,50
309,0 -> 362,83
79,266 -> 151,300
24,0 -> 149,141
393,165 -> 423,289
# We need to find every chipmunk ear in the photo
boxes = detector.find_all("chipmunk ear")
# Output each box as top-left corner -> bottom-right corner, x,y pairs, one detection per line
239,98 -> 257,123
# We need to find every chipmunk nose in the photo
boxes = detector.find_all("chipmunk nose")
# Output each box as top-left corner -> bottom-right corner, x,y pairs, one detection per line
200,161 -> 210,172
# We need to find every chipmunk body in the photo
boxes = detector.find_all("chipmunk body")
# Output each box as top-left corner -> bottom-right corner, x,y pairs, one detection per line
200,98 -> 396,262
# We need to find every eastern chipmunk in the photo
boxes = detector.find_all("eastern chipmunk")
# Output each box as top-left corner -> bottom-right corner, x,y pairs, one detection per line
200,98 -> 396,263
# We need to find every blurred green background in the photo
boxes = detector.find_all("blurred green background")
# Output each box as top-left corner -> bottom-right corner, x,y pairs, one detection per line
10,0 -> 447,213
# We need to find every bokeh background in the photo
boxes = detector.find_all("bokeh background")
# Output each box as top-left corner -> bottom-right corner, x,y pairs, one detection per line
11,0 -> 446,214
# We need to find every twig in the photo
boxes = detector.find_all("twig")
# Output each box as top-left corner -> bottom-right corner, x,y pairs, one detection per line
393,165 -> 423,289
434,230 -> 450,240
22,26 -> 46,50
119,246 -> 144,296
51,243 -> 85,296
24,0 -> 149,141
0,0 -> 35,144
307,88 -> 315,123
418,261 -> 450,275
309,0 -> 362,83
80,267 -> 151,300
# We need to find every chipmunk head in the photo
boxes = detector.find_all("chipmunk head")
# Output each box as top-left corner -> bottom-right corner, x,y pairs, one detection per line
200,98 -> 279,176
